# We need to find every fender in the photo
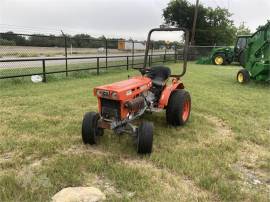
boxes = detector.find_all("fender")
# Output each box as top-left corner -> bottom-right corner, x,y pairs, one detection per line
158,79 -> 184,108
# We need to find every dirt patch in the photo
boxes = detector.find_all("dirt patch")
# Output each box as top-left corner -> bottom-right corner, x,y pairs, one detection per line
0,152 -> 14,164
122,158 -> 218,201
85,174 -> 134,200
16,157 -> 52,191
60,145 -> 109,157
92,176 -> 122,199
232,163 -> 267,186
18,157 -> 48,174
0,152 -> 16,175
193,112 -> 234,144
202,114 -> 233,138
234,142 -> 270,188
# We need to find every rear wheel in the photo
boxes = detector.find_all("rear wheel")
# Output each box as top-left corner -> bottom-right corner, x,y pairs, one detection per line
166,89 -> 191,126
237,69 -> 250,84
137,121 -> 153,154
82,112 -> 103,144
213,53 -> 227,65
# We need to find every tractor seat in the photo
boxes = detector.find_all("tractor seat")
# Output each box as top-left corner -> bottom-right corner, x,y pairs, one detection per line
146,65 -> 171,86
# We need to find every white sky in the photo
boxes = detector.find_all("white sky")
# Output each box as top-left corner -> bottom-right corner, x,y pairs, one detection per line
0,0 -> 269,41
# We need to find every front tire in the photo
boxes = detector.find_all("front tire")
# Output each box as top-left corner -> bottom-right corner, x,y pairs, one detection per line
213,53 -> 227,65
137,121 -> 153,154
237,69 -> 250,84
82,112 -> 103,145
166,89 -> 191,126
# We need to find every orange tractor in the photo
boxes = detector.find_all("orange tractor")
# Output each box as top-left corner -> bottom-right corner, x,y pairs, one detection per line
82,27 -> 191,154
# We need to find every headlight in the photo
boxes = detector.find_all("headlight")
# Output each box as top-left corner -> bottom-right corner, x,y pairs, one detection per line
96,90 -> 102,96
111,92 -> 118,99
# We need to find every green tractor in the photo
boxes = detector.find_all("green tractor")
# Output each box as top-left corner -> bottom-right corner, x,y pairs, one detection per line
211,35 -> 250,65
196,35 -> 251,65
197,21 -> 270,83
237,21 -> 270,83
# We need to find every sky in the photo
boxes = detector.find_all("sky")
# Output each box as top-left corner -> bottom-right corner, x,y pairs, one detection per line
0,0 -> 269,41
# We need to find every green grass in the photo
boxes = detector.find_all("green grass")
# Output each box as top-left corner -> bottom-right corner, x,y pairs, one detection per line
0,62 -> 269,201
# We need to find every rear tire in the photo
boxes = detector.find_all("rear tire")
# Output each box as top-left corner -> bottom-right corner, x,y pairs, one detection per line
166,89 -> 191,126
237,69 -> 250,84
137,121 -> 153,154
82,112 -> 103,145
213,53 -> 227,65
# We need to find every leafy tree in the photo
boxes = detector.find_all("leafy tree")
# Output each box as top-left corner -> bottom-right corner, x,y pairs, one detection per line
163,0 -> 237,45
28,34 -> 65,47
236,22 -> 252,36
0,31 -> 27,45
0,38 -> 16,46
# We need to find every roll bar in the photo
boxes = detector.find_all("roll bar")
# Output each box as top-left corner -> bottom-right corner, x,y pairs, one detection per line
142,27 -> 189,78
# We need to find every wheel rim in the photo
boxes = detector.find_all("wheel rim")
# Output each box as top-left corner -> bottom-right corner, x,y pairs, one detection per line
238,72 -> 244,83
182,100 -> 190,122
215,56 -> 223,65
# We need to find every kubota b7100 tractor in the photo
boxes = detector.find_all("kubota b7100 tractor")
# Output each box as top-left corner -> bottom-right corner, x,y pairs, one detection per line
82,27 -> 191,154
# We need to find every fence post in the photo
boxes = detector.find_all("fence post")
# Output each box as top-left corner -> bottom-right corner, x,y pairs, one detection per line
97,57 -> 100,75
61,31 -> 68,77
127,56 -> 129,70
148,55 -> 151,66
163,48 -> 167,63
42,59 -> 46,82
105,39 -> 108,69
132,40 -> 135,68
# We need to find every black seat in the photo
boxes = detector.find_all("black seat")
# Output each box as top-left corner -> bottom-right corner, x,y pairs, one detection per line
146,65 -> 171,86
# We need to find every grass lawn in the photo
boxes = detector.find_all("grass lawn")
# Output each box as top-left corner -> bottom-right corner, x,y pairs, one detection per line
0,62 -> 269,201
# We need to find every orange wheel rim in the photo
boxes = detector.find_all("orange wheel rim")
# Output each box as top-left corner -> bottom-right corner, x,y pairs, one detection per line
182,100 -> 190,122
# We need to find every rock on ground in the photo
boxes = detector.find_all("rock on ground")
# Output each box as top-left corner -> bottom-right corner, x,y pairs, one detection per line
52,187 -> 106,202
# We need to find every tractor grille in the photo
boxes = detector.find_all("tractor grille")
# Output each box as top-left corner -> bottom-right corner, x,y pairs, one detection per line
100,98 -> 121,120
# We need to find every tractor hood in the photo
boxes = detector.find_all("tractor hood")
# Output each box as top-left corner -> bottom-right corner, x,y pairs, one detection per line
93,76 -> 152,101
211,46 -> 233,53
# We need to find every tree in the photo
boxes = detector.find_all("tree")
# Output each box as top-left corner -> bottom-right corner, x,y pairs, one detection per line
163,0 -> 237,45
0,31 -> 27,46
236,22 -> 252,36
0,38 -> 16,46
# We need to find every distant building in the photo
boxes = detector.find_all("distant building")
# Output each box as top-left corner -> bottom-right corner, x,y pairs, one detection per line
118,40 -> 145,50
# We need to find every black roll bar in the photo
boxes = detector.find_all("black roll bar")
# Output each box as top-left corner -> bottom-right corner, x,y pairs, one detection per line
142,27 -> 189,78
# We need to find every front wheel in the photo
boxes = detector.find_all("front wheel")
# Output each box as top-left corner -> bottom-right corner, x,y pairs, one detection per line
237,69 -> 250,84
82,112 -> 103,145
137,121 -> 153,154
213,53 -> 227,65
166,89 -> 191,126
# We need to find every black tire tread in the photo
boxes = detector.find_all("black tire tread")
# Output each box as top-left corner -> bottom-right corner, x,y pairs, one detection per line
137,121 -> 153,154
166,89 -> 191,126
82,112 -> 99,145
237,68 -> 250,84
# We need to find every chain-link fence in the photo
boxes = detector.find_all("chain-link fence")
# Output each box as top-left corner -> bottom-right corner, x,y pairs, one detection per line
0,32 -> 225,82
0,32 -> 183,81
